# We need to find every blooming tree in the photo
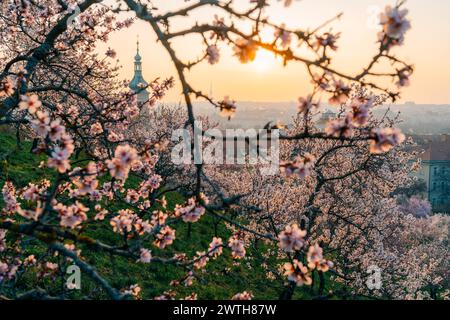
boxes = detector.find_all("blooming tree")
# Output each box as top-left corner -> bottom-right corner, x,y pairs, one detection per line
1,0 -> 445,301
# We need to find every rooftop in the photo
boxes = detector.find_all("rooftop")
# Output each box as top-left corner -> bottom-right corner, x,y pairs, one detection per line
421,135 -> 450,161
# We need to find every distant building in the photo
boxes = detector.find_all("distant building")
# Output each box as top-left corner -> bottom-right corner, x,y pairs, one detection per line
316,109 -> 336,129
129,38 -> 149,106
417,134 -> 450,213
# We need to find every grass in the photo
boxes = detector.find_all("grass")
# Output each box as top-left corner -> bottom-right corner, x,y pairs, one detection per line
0,133 -> 55,187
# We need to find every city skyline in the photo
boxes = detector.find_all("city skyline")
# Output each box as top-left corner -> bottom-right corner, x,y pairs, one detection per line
99,0 -> 450,104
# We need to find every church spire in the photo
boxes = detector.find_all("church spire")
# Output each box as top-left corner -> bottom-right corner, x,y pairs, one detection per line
137,35 -> 139,53
129,35 -> 149,105
134,35 -> 142,70
136,35 -> 140,57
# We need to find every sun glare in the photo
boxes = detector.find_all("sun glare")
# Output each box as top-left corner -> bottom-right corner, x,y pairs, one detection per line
253,49 -> 277,72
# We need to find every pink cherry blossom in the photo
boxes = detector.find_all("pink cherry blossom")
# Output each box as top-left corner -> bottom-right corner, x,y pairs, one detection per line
219,96 -> 237,119
48,147 -> 71,173
283,259 -> 312,286
208,237 -> 223,258
233,38 -> 258,63
279,224 -> 306,252
370,127 -> 406,154
30,110 -> 51,137
307,244 -> 333,272
19,94 -> 42,114
138,248 -> 152,263
58,201 -> 88,229
231,291 -> 254,300
176,197 -> 206,223
2,181 -> 20,214
206,45 -> 220,65
193,251 -> 209,269
297,95 -> 318,114
228,235 -> 246,259
153,226 -> 176,249
325,114 -> 354,138
0,78 -> 14,97
379,5 -> 411,44
274,24 -> 292,49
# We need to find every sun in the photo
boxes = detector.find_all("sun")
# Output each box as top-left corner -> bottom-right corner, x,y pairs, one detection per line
253,48 -> 277,72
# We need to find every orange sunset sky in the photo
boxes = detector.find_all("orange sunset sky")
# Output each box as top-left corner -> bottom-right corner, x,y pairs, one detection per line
97,0 -> 450,104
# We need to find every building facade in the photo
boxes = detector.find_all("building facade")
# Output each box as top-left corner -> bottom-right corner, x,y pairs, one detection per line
129,38 -> 149,105
417,135 -> 450,213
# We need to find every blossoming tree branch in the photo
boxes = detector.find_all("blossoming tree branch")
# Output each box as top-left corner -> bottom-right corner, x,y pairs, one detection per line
0,0 -> 448,300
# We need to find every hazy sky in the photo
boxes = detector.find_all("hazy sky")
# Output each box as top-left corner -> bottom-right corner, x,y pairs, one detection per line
99,0 -> 450,104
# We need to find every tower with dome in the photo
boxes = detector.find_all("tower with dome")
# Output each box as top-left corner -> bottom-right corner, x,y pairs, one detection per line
129,37 -> 149,105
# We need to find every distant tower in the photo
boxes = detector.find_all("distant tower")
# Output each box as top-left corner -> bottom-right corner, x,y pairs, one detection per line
317,109 -> 336,129
129,36 -> 149,105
